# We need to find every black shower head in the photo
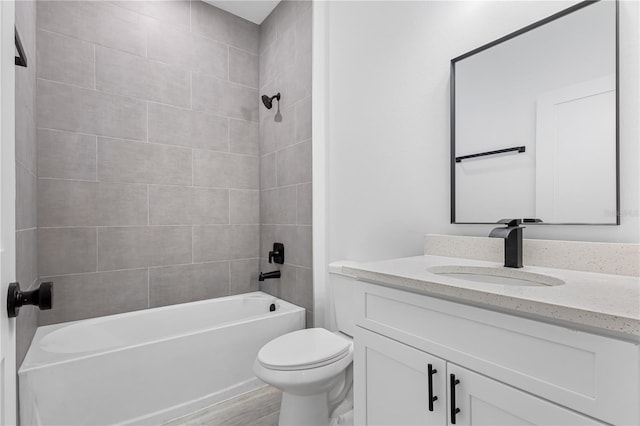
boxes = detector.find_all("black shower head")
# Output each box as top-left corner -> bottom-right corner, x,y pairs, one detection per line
261,93 -> 281,109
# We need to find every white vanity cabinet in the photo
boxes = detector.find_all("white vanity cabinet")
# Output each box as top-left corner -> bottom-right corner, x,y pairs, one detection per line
356,328 -> 603,426
356,328 -> 447,425
352,281 -> 639,426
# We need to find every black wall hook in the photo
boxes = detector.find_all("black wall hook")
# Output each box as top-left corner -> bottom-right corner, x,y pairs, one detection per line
15,27 -> 27,67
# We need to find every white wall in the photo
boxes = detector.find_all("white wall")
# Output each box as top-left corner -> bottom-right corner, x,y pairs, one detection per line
321,0 -> 639,274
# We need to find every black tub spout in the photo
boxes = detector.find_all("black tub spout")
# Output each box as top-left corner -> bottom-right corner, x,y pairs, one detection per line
259,270 -> 281,281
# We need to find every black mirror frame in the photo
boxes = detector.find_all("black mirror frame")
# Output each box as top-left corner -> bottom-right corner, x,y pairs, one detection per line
450,0 -> 620,226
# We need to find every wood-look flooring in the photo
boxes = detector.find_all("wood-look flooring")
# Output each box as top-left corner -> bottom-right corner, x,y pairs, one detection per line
163,386 -> 282,426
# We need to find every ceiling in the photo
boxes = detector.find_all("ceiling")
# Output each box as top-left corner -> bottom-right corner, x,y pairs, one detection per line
203,1 -> 280,25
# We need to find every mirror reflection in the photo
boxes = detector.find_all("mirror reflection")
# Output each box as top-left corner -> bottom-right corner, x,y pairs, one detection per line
452,0 -> 618,225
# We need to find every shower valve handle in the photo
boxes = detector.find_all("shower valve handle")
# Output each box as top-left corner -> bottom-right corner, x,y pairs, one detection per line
268,243 -> 285,264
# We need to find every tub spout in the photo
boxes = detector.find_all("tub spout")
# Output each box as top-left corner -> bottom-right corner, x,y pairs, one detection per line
259,270 -> 281,281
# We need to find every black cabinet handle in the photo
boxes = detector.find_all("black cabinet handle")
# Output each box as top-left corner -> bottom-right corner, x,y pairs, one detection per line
450,374 -> 461,424
428,364 -> 438,411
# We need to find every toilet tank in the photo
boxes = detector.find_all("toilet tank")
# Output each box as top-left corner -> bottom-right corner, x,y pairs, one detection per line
328,261 -> 358,337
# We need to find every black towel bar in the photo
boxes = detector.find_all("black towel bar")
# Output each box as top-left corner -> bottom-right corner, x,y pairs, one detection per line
455,146 -> 525,163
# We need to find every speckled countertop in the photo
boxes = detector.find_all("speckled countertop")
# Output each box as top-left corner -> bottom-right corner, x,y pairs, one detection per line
342,255 -> 640,338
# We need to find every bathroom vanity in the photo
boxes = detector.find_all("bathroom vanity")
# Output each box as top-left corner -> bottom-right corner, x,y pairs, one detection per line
343,236 -> 639,426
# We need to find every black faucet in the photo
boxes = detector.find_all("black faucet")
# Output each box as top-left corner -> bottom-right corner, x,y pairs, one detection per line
259,270 -> 281,281
489,219 -> 524,268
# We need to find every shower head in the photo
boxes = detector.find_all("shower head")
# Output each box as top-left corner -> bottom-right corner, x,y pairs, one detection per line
261,93 -> 281,109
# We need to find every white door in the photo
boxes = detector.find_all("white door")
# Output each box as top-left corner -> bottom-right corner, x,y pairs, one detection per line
0,0 -> 17,424
354,328 -> 447,426
447,364 -> 604,426
535,75 -> 616,223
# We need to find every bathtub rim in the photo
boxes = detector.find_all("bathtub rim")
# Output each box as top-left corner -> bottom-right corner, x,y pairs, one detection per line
20,291 -> 304,373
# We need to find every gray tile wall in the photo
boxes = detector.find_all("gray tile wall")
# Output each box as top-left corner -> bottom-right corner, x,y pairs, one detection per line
258,1 -> 313,326
15,0 -> 39,368
36,1 -> 261,325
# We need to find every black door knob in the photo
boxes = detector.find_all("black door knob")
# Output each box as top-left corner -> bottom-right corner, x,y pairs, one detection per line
7,281 -> 54,318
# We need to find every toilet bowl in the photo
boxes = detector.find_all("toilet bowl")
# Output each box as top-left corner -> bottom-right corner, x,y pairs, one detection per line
253,263 -> 357,426
253,328 -> 353,425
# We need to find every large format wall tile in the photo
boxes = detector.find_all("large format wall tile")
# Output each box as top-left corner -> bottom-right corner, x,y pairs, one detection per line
260,104 -> 295,155
192,73 -> 259,122
16,164 -> 37,230
36,0 -> 262,325
261,186 -> 297,225
193,225 -> 259,262
37,79 -> 146,140
16,229 -> 38,292
38,228 -> 97,276
296,96 -> 312,142
97,226 -> 149,270
276,140 -> 312,186
95,46 -> 191,108
193,150 -> 259,189
230,258 -> 260,294
258,2 -> 313,319
191,0 -> 259,54
37,1 -> 148,56
275,225 -> 312,268
148,185 -> 232,226
38,179 -> 98,227
192,188 -> 230,225
229,48 -> 259,88
97,183 -> 148,226
230,119 -> 259,156
147,22 -> 228,79
147,102 -> 228,151
230,190 -> 259,224
97,226 -> 191,271
149,185 -> 192,226
38,269 -> 149,325
98,137 -> 192,185
37,129 -> 96,180
37,30 -> 94,89
260,153 -> 277,189
149,262 -> 230,307
111,1 -> 191,31
297,183 -> 312,225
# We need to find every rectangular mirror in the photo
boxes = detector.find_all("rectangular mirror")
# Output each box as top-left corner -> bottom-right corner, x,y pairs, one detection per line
451,0 -> 619,225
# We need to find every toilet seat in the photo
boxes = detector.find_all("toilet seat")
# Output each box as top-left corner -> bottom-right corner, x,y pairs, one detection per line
258,328 -> 351,371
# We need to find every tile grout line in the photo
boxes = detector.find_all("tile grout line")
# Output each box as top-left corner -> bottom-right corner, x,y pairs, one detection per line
95,227 -> 99,272
39,257 -> 263,280
93,44 -> 96,90
37,126 -> 261,161
37,76 -> 259,118
95,136 -> 98,181
147,185 -> 150,226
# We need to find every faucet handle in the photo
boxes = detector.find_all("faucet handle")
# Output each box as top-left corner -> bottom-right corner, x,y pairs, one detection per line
268,243 -> 285,264
496,218 -> 522,227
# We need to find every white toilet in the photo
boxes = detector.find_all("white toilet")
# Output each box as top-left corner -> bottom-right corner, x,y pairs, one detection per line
253,263 -> 356,426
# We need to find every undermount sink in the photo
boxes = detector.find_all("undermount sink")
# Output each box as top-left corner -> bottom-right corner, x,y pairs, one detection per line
427,266 -> 564,287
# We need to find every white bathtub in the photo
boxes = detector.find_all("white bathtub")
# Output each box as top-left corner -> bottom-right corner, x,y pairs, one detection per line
19,292 -> 305,425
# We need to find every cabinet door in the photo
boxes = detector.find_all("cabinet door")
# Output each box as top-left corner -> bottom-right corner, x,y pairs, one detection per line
447,364 -> 604,426
355,328 -> 447,425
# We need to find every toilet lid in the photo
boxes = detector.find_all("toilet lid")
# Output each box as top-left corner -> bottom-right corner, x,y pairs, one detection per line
258,328 -> 351,371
